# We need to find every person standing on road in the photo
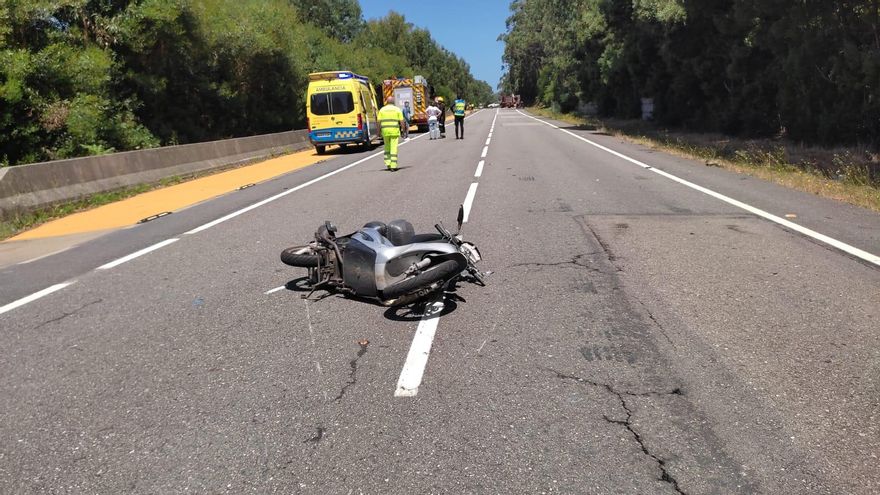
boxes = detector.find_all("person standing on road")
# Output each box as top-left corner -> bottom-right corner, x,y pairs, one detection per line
402,101 -> 412,140
452,95 -> 466,139
435,96 -> 447,137
378,96 -> 405,171
426,102 -> 442,140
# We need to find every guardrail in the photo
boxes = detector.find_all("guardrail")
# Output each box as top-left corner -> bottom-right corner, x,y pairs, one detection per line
0,129 -> 311,219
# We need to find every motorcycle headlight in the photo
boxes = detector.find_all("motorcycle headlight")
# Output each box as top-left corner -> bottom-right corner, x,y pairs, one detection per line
460,242 -> 481,263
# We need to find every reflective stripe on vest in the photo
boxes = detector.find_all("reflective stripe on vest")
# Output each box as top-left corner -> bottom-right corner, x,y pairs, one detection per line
378,105 -> 402,131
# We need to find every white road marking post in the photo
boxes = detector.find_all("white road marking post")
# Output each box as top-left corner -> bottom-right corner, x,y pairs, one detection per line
0,282 -> 75,316
395,295 -> 445,397
462,183 -> 479,223
475,160 -> 485,178
97,238 -> 179,270
516,110 -> 880,267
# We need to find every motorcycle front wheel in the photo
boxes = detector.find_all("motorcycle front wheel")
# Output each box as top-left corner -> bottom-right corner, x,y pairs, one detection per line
382,259 -> 465,299
280,246 -> 321,267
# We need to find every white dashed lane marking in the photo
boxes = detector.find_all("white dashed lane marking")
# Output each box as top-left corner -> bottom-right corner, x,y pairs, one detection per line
0,282 -> 76,316
394,109 -> 496,397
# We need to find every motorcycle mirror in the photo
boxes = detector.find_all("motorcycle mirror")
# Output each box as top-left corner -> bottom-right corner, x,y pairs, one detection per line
456,205 -> 464,233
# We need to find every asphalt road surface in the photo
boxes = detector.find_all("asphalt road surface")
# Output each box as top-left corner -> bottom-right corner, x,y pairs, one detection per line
2,109 -> 879,494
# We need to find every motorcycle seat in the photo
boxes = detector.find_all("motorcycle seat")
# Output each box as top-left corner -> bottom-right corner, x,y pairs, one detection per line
363,221 -> 387,237
386,219 -> 415,246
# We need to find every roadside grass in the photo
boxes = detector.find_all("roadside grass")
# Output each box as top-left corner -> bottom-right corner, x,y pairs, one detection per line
527,107 -> 880,212
0,176 -> 187,241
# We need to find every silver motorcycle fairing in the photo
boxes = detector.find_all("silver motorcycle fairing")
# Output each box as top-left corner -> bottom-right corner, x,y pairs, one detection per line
350,228 -> 462,291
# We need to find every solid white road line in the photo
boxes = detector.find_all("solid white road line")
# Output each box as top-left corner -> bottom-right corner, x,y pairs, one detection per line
481,146 -> 488,158
0,282 -> 75,316
395,295 -> 445,397
475,160 -> 485,178
648,168 -> 880,266
462,182 -> 479,223
517,110 -> 880,267
184,150 -> 386,234
264,286 -> 286,295
97,238 -> 179,270
183,113 -> 494,236
18,246 -> 74,265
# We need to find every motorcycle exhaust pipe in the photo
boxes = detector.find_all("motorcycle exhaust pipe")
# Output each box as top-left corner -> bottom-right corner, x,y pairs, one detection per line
404,258 -> 433,276
383,281 -> 443,307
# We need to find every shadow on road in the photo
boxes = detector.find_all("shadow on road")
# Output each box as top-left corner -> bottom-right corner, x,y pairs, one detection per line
285,277 -> 313,292
383,295 -> 459,322
559,124 -> 600,132
283,277 -> 466,320
317,143 -> 377,156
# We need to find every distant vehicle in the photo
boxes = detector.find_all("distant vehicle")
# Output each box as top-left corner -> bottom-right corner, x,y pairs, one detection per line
500,94 -> 522,108
306,71 -> 381,155
383,76 -> 432,132
487,103 -> 500,108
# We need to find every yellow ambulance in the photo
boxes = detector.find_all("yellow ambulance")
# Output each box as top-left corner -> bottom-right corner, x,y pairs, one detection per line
306,71 -> 381,154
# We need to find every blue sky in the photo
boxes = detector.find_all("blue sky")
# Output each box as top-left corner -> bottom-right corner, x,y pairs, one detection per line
360,0 -> 511,90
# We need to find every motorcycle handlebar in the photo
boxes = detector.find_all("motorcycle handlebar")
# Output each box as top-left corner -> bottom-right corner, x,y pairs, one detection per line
435,223 -> 450,237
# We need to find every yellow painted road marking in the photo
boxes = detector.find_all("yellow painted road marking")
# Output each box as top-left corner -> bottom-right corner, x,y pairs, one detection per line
9,148 -> 324,241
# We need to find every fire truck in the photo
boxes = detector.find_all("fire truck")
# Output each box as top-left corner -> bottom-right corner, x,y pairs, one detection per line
500,94 -> 522,108
383,76 -> 431,132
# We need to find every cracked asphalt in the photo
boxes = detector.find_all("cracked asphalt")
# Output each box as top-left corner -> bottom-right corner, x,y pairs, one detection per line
1,109 -> 879,493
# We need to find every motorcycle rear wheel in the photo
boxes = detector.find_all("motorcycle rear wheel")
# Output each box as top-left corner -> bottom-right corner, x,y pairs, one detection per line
280,246 -> 321,267
382,259 -> 464,299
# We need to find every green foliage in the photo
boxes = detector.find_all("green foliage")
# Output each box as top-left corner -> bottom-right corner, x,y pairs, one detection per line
289,0 -> 364,42
0,0 -> 159,164
501,0 -> 880,146
0,0 -> 491,165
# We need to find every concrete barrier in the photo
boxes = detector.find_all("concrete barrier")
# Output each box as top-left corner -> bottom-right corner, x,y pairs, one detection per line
0,129 -> 312,218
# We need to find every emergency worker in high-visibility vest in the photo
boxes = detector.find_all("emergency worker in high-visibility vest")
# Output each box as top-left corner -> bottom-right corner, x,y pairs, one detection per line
452,96 -> 466,139
378,96 -> 405,171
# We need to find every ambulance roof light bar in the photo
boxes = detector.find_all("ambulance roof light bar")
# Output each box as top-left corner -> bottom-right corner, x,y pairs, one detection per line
308,71 -> 370,83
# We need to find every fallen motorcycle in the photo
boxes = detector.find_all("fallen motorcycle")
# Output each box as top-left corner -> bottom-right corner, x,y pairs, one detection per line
280,206 -> 485,306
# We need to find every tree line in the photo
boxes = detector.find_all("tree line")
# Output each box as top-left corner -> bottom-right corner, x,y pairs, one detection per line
0,0 -> 494,166
500,0 -> 880,147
